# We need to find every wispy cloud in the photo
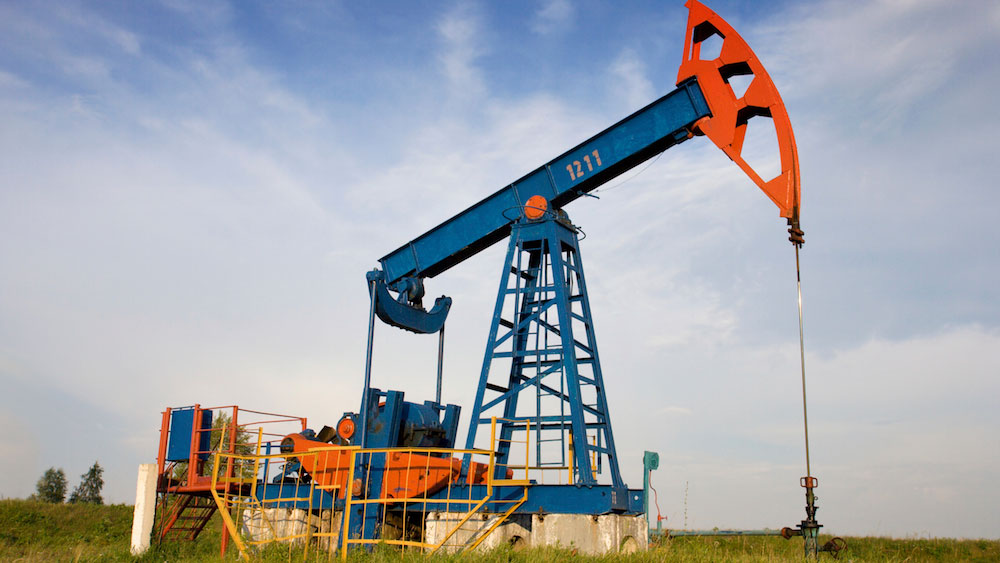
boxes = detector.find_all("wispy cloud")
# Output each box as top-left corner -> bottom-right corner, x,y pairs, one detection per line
608,48 -> 655,112
531,0 -> 575,35
58,5 -> 141,55
437,4 -> 487,101
758,0 -> 996,130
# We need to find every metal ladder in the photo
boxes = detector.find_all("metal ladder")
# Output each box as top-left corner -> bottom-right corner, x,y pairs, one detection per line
157,493 -> 217,541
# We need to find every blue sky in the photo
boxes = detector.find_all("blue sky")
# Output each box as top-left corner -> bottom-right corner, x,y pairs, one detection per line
1,0 -> 998,540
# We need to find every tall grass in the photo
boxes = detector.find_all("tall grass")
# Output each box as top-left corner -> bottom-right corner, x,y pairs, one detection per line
1,499 -> 996,562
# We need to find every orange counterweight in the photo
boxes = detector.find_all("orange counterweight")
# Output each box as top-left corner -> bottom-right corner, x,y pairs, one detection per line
677,0 -> 801,226
283,433 -> 501,500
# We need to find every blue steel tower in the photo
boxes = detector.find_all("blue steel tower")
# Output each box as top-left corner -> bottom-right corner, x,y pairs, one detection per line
464,213 -> 623,487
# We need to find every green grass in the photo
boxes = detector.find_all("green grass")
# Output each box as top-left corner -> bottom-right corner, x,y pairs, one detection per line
1,499 -> 997,562
0,499 -> 221,561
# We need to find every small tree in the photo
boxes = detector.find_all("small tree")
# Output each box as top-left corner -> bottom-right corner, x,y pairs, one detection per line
170,411 -> 254,483
68,461 -> 104,504
207,412 -> 255,480
34,467 -> 67,503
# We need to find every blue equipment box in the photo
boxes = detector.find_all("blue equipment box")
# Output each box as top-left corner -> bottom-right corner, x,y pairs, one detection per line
166,408 -> 213,462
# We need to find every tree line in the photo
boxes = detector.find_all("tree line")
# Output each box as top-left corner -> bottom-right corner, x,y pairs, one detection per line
33,461 -> 105,504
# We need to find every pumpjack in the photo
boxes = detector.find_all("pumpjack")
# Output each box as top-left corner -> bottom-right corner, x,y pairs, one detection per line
155,1 -> 834,557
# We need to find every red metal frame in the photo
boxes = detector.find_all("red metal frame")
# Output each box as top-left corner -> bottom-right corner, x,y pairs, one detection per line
153,403 -> 307,554
155,404 -> 307,495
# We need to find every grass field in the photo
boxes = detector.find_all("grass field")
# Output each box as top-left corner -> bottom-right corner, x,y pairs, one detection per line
1,499 -> 997,562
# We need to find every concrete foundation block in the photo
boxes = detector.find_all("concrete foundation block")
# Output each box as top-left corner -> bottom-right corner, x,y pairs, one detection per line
239,507 -> 645,555
425,511 -> 647,554
240,507 -> 342,548
531,513 -> 647,554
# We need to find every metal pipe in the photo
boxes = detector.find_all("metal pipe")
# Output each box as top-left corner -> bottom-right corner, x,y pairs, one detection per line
662,529 -> 784,537
360,279 -> 377,449
436,324 -> 445,405
794,242 -> 821,559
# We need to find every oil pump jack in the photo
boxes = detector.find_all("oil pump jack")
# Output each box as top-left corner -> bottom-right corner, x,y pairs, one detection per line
154,1 -> 835,557
289,0 -> 828,550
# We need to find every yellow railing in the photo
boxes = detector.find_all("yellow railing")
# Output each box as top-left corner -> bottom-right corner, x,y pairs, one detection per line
492,417 -> 585,485
338,445 -> 508,557
209,429 -> 352,560
491,417 -> 531,486
208,417 -> 540,559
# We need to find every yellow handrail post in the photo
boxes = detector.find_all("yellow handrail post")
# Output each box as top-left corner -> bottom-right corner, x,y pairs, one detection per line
591,435 -> 597,480
489,417 -> 497,489
525,418 -> 531,483
340,449 -> 358,561
210,452 -> 250,559
568,429 -> 574,484
249,428 -> 262,504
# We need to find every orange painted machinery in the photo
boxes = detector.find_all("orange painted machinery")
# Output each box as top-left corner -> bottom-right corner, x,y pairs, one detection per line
277,390 -> 512,502
281,432 -> 499,501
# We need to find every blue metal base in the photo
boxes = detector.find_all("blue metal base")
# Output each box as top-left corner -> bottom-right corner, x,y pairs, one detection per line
419,484 -> 644,515
254,482 -> 644,516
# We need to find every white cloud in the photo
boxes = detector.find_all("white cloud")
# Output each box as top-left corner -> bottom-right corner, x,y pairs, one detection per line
806,326 -> 1000,538
61,6 -> 142,55
437,5 -> 487,101
532,0 -> 575,35
345,92 -> 602,236
608,48 -> 655,112
813,325 -> 1000,408
757,0 -> 996,130
0,414 -> 40,498
623,325 -> 1000,538
160,0 -> 233,27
